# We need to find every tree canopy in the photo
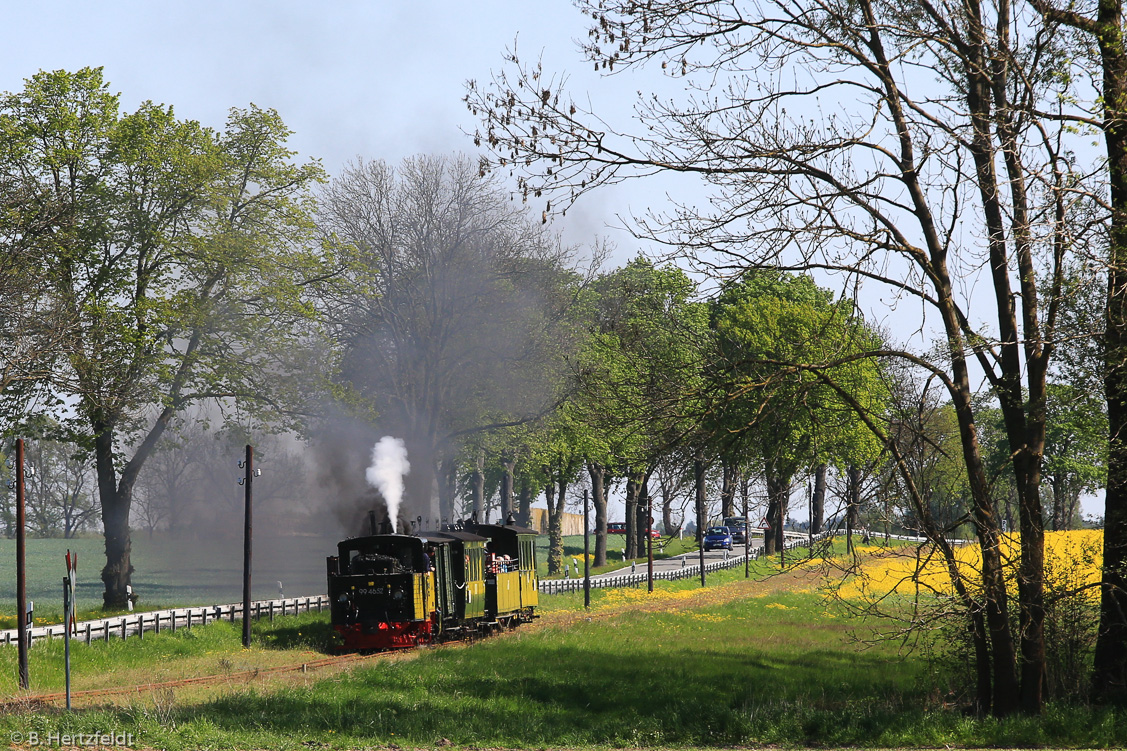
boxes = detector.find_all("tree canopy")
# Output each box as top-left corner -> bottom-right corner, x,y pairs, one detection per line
0,67 -> 327,606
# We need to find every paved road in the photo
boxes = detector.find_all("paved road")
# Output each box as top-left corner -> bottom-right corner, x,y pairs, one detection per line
560,531 -> 813,581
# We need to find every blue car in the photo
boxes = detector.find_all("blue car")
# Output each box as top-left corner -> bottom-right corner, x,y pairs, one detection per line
703,526 -> 734,551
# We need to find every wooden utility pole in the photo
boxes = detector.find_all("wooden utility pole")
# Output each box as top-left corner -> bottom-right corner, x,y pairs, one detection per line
16,438 -> 29,689
240,445 -> 255,648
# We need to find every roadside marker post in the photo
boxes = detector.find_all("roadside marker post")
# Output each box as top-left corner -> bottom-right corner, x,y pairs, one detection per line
64,549 -> 77,710
583,488 -> 590,609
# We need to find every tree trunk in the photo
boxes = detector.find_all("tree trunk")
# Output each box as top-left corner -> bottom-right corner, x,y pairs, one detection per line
94,429 -> 133,610
587,462 -> 608,566
765,464 -> 788,556
812,463 -> 826,534
1077,3 -> 1127,699
517,476 -> 532,528
439,454 -> 457,525
847,465 -> 861,553
544,481 -> 560,574
471,447 -> 485,523
1101,115 -> 1127,692
1098,40 -> 1127,688
721,459 -> 737,519
625,473 -> 639,559
499,450 -> 515,522
94,408 -> 173,609
549,475 -> 568,575
638,474 -> 651,544
403,435 -> 437,524
1048,473 -> 1062,531
1064,481 -> 1081,531
662,477 -> 675,536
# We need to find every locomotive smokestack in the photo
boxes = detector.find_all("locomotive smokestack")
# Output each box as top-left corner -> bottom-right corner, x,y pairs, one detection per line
365,436 -> 410,533
368,510 -> 377,536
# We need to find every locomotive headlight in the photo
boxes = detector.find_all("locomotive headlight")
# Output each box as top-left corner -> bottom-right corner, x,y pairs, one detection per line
392,589 -> 404,601
338,593 -> 351,605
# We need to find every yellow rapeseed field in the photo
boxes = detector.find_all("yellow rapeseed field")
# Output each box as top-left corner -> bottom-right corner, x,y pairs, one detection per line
835,530 -> 1103,600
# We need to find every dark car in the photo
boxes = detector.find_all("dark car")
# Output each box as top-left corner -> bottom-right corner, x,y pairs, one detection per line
728,525 -> 748,544
703,526 -> 734,551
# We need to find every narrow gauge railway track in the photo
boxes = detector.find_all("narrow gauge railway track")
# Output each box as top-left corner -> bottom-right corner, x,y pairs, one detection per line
3,650 -> 391,708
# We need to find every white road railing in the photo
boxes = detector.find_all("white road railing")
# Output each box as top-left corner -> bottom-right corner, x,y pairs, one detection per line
539,532 -> 833,595
0,595 -> 330,647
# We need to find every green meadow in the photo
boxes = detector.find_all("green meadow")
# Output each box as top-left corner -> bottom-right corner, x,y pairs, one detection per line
0,535 -> 335,623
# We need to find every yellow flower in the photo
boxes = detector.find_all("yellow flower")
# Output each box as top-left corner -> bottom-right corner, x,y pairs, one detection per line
835,530 -> 1103,600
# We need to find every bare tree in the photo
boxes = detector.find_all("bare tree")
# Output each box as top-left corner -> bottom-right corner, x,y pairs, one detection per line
131,421 -> 312,538
1030,0 -> 1127,701
467,0 -> 1094,715
19,438 -> 100,538
317,154 -> 578,521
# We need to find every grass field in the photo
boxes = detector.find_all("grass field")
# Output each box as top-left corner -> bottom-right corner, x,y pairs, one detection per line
0,544 -> 1123,749
0,535 -> 335,623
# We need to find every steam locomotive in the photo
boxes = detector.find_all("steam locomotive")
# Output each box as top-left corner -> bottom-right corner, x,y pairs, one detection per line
326,520 -> 539,651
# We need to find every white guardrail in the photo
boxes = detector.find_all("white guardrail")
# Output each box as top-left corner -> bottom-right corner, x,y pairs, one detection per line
0,595 -> 330,647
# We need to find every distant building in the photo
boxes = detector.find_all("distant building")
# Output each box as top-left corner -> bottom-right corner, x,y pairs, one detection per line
528,508 -> 585,536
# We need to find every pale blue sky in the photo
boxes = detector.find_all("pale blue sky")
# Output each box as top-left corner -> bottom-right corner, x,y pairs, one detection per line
1,1 -> 652,249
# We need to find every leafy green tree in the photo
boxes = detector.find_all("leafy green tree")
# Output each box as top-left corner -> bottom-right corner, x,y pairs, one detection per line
710,271 -> 886,554
0,68 -> 326,607
573,256 -> 709,559
1043,384 -> 1106,531
0,87 -> 77,421
526,415 -> 584,574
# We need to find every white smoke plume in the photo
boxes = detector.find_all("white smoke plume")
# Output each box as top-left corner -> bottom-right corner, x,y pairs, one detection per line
365,436 -> 411,533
